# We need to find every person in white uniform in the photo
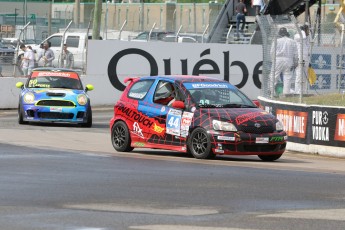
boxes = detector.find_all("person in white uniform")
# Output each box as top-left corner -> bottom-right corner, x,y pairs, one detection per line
20,44 -> 35,76
270,27 -> 298,96
294,25 -> 311,94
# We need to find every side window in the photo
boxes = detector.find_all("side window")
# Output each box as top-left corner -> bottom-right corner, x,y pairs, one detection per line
128,80 -> 154,100
154,81 -> 184,106
66,36 -> 79,48
47,36 -> 62,47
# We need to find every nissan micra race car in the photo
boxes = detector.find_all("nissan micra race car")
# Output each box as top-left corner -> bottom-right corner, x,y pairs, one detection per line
110,75 -> 287,161
16,68 -> 94,127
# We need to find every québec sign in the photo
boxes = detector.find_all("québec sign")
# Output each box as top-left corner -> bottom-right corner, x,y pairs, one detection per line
87,40 -> 263,99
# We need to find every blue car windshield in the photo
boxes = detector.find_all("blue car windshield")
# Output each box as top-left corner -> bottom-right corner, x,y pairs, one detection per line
184,82 -> 256,108
26,75 -> 83,90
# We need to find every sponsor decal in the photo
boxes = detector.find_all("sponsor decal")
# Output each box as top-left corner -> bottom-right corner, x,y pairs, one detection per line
152,123 -> 165,134
131,122 -> 144,138
334,114 -> 345,141
217,136 -> 235,141
256,137 -> 269,143
50,107 -> 62,112
236,112 -> 263,125
276,109 -> 308,138
270,136 -> 284,142
190,83 -> 229,89
180,112 -> 194,137
117,103 -> 153,128
215,149 -> 224,153
161,106 -> 166,112
128,92 -> 146,99
311,110 -> 329,141
133,142 -> 145,147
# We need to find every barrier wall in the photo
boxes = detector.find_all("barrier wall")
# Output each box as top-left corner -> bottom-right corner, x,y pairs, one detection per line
258,96 -> 345,157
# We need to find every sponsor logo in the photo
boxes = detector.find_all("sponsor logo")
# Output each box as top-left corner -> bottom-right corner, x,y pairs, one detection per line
152,123 -> 165,133
270,136 -> 284,142
276,109 -> 308,138
334,114 -> 345,141
215,149 -> 224,153
217,136 -> 235,141
191,83 -> 229,88
132,122 -> 144,138
312,110 -> 329,141
117,103 -> 153,128
256,137 -> 269,143
133,142 -> 145,147
236,112 -> 263,125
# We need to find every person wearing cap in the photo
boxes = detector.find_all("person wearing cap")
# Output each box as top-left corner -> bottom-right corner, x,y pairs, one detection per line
270,27 -> 298,96
20,44 -> 35,76
37,41 -> 55,67
294,25 -> 311,94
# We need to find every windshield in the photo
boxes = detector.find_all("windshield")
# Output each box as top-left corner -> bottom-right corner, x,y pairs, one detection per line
184,82 -> 256,108
26,71 -> 83,90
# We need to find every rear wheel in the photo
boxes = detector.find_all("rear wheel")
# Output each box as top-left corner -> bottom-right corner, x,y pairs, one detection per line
188,127 -> 214,159
111,121 -> 134,152
258,154 -> 282,162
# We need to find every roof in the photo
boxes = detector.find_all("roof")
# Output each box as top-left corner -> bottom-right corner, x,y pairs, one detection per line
32,67 -> 80,73
139,75 -> 226,83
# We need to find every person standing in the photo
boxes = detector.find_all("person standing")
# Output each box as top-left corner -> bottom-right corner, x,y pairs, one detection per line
270,27 -> 298,96
37,41 -> 55,67
252,0 -> 263,16
19,44 -> 35,76
294,25 -> 311,94
61,44 -> 74,69
235,0 -> 247,37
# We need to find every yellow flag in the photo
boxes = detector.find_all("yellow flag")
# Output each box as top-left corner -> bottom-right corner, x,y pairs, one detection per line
308,66 -> 317,85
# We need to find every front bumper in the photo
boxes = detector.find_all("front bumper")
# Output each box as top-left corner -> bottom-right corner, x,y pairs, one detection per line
208,130 -> 287,155
21,104 -> 89,124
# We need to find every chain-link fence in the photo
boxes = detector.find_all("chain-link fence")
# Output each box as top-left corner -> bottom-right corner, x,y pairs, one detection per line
257,14 -> 345,104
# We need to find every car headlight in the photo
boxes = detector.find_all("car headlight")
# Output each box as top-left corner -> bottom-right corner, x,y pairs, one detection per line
213,120 -> 237,132
276,120 -> 284,131
23,92 -> 35,103
77,94 -> 88,105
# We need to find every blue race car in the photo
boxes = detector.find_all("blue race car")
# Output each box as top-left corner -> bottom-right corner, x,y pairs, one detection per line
16,68 -> 94,127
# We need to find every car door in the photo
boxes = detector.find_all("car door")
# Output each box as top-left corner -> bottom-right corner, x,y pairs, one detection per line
141,80 -> 188,147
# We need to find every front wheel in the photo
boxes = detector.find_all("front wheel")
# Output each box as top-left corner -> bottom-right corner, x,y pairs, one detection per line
81,106 -> 92,128
111,121 -> 134,152
18,103 -> 28,125
258,154 -> 282,162
188,127 -> 214,159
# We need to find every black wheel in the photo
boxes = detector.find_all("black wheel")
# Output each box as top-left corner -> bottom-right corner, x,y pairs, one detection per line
18,103 -> 28,125
188,127 -> 214,159
111,121 -> 134,152
81,106 -> 92,128
258,154 -> 282,162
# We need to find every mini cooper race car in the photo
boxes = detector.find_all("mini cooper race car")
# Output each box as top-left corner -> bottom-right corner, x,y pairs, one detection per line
16,68 -> 94,127
110,75 -> 287,161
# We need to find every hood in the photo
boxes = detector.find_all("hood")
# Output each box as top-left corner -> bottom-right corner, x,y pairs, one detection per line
25,88 -> 86,103
200,108 -> 278,127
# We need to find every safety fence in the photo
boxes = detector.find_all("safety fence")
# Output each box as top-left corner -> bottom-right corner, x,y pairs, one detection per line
257,14 -> 345,105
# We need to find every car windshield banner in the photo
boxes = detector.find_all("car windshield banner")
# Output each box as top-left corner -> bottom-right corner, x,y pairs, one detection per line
183,82 -> 234,90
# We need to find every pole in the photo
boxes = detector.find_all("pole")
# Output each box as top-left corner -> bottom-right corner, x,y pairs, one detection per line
75,0 -> 80,28
48,0 -> 52,36
14,8 -> 18,27
92,0 -> 102,40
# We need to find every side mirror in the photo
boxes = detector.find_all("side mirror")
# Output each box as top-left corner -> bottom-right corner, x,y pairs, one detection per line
85,84 -> 94,92
171,100 -> 185,109
252,100 -> 260,107
16,82 -> 24,89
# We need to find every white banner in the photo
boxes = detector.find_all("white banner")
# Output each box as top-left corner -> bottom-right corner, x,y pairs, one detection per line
87,40 -> 263,99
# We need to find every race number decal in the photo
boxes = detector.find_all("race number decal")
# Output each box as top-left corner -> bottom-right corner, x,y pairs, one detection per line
166,109 -> 182,136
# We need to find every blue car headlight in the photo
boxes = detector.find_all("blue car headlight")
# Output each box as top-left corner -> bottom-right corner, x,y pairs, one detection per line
77,94 -> 87,106
212,120 -> 237,132
276,120 -> 284,132
23,92 -> 35,103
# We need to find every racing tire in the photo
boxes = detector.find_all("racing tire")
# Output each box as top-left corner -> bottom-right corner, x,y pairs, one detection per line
81,106 -> 92,128
258,154 -> 282,162
18,103 -> 28,125
111,121 -> 134,152
188,127 -> 214,159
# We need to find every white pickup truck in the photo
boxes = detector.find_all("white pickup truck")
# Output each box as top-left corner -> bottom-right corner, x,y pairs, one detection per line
29,32 -> 92,70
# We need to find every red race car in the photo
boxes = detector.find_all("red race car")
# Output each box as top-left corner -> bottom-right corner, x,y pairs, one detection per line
110,75 -> 287,161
